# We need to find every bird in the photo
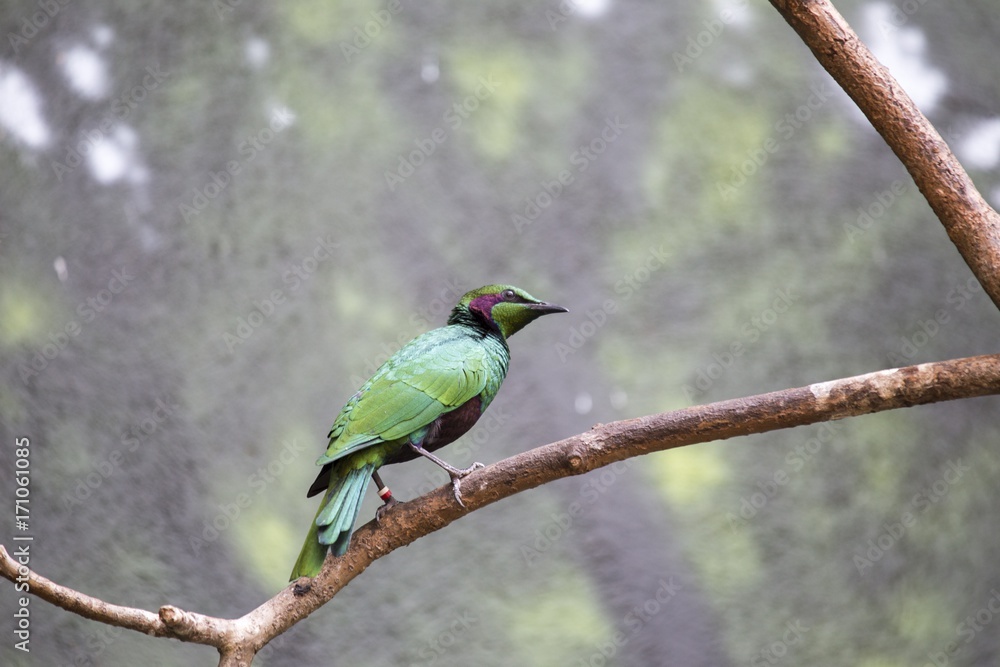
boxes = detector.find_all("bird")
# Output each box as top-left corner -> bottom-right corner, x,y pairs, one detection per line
290,284 -> 567,580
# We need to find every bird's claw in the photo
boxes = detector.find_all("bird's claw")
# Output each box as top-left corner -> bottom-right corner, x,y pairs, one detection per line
450,476 -> 467,507
449,462 -> 484,508
375,497 -> 399,524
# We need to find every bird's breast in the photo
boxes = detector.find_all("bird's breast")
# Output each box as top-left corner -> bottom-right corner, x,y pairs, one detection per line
425,394 -> 484,450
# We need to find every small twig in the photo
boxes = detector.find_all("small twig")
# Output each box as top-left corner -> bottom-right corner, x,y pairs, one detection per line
4,354 -> 999,665
0,546 -> 246,658
0,545 -> 163,634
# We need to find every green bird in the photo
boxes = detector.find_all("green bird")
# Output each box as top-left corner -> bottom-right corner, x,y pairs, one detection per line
290,284 -> 566,580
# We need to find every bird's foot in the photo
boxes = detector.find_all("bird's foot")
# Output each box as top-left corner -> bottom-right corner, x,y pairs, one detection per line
375,497 -> 399,524
372,470 -> 397,524
456,461 -> 485,476
448,462 -> 484,507
406,443 -> 485,506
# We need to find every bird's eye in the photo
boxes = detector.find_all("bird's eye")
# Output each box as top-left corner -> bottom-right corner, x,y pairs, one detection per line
502,289 -> 516,301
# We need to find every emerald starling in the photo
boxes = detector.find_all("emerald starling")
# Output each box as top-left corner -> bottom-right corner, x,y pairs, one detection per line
290,284 -> 566,580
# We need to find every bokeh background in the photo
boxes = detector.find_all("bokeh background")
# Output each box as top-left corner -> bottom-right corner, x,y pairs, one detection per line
2,0 -> 1000,665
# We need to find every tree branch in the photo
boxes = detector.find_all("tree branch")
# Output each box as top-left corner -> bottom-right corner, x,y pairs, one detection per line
4,354 -> 1000,664
768,0 -> 1000,310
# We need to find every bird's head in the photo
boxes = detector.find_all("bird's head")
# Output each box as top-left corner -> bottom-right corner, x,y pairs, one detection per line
449,284 -> 567,339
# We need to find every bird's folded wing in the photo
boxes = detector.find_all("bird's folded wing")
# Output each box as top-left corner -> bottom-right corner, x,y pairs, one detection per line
316,336 -> 489,465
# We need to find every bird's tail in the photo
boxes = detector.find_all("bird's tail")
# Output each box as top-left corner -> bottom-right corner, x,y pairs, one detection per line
289,463 -> 374,580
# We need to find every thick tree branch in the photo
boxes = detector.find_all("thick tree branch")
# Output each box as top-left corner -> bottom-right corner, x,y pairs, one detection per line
769,0 -> 1000,310
4,354 -> 1000,664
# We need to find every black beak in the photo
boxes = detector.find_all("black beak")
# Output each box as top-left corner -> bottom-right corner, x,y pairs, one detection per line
528,301 -> 568,315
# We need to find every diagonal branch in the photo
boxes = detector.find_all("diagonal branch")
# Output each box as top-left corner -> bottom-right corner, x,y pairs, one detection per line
769,0 -> 1000,310
4,353 -> 1000,665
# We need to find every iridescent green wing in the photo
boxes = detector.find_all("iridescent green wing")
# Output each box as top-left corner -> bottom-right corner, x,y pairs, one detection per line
317,330 -> 490,465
